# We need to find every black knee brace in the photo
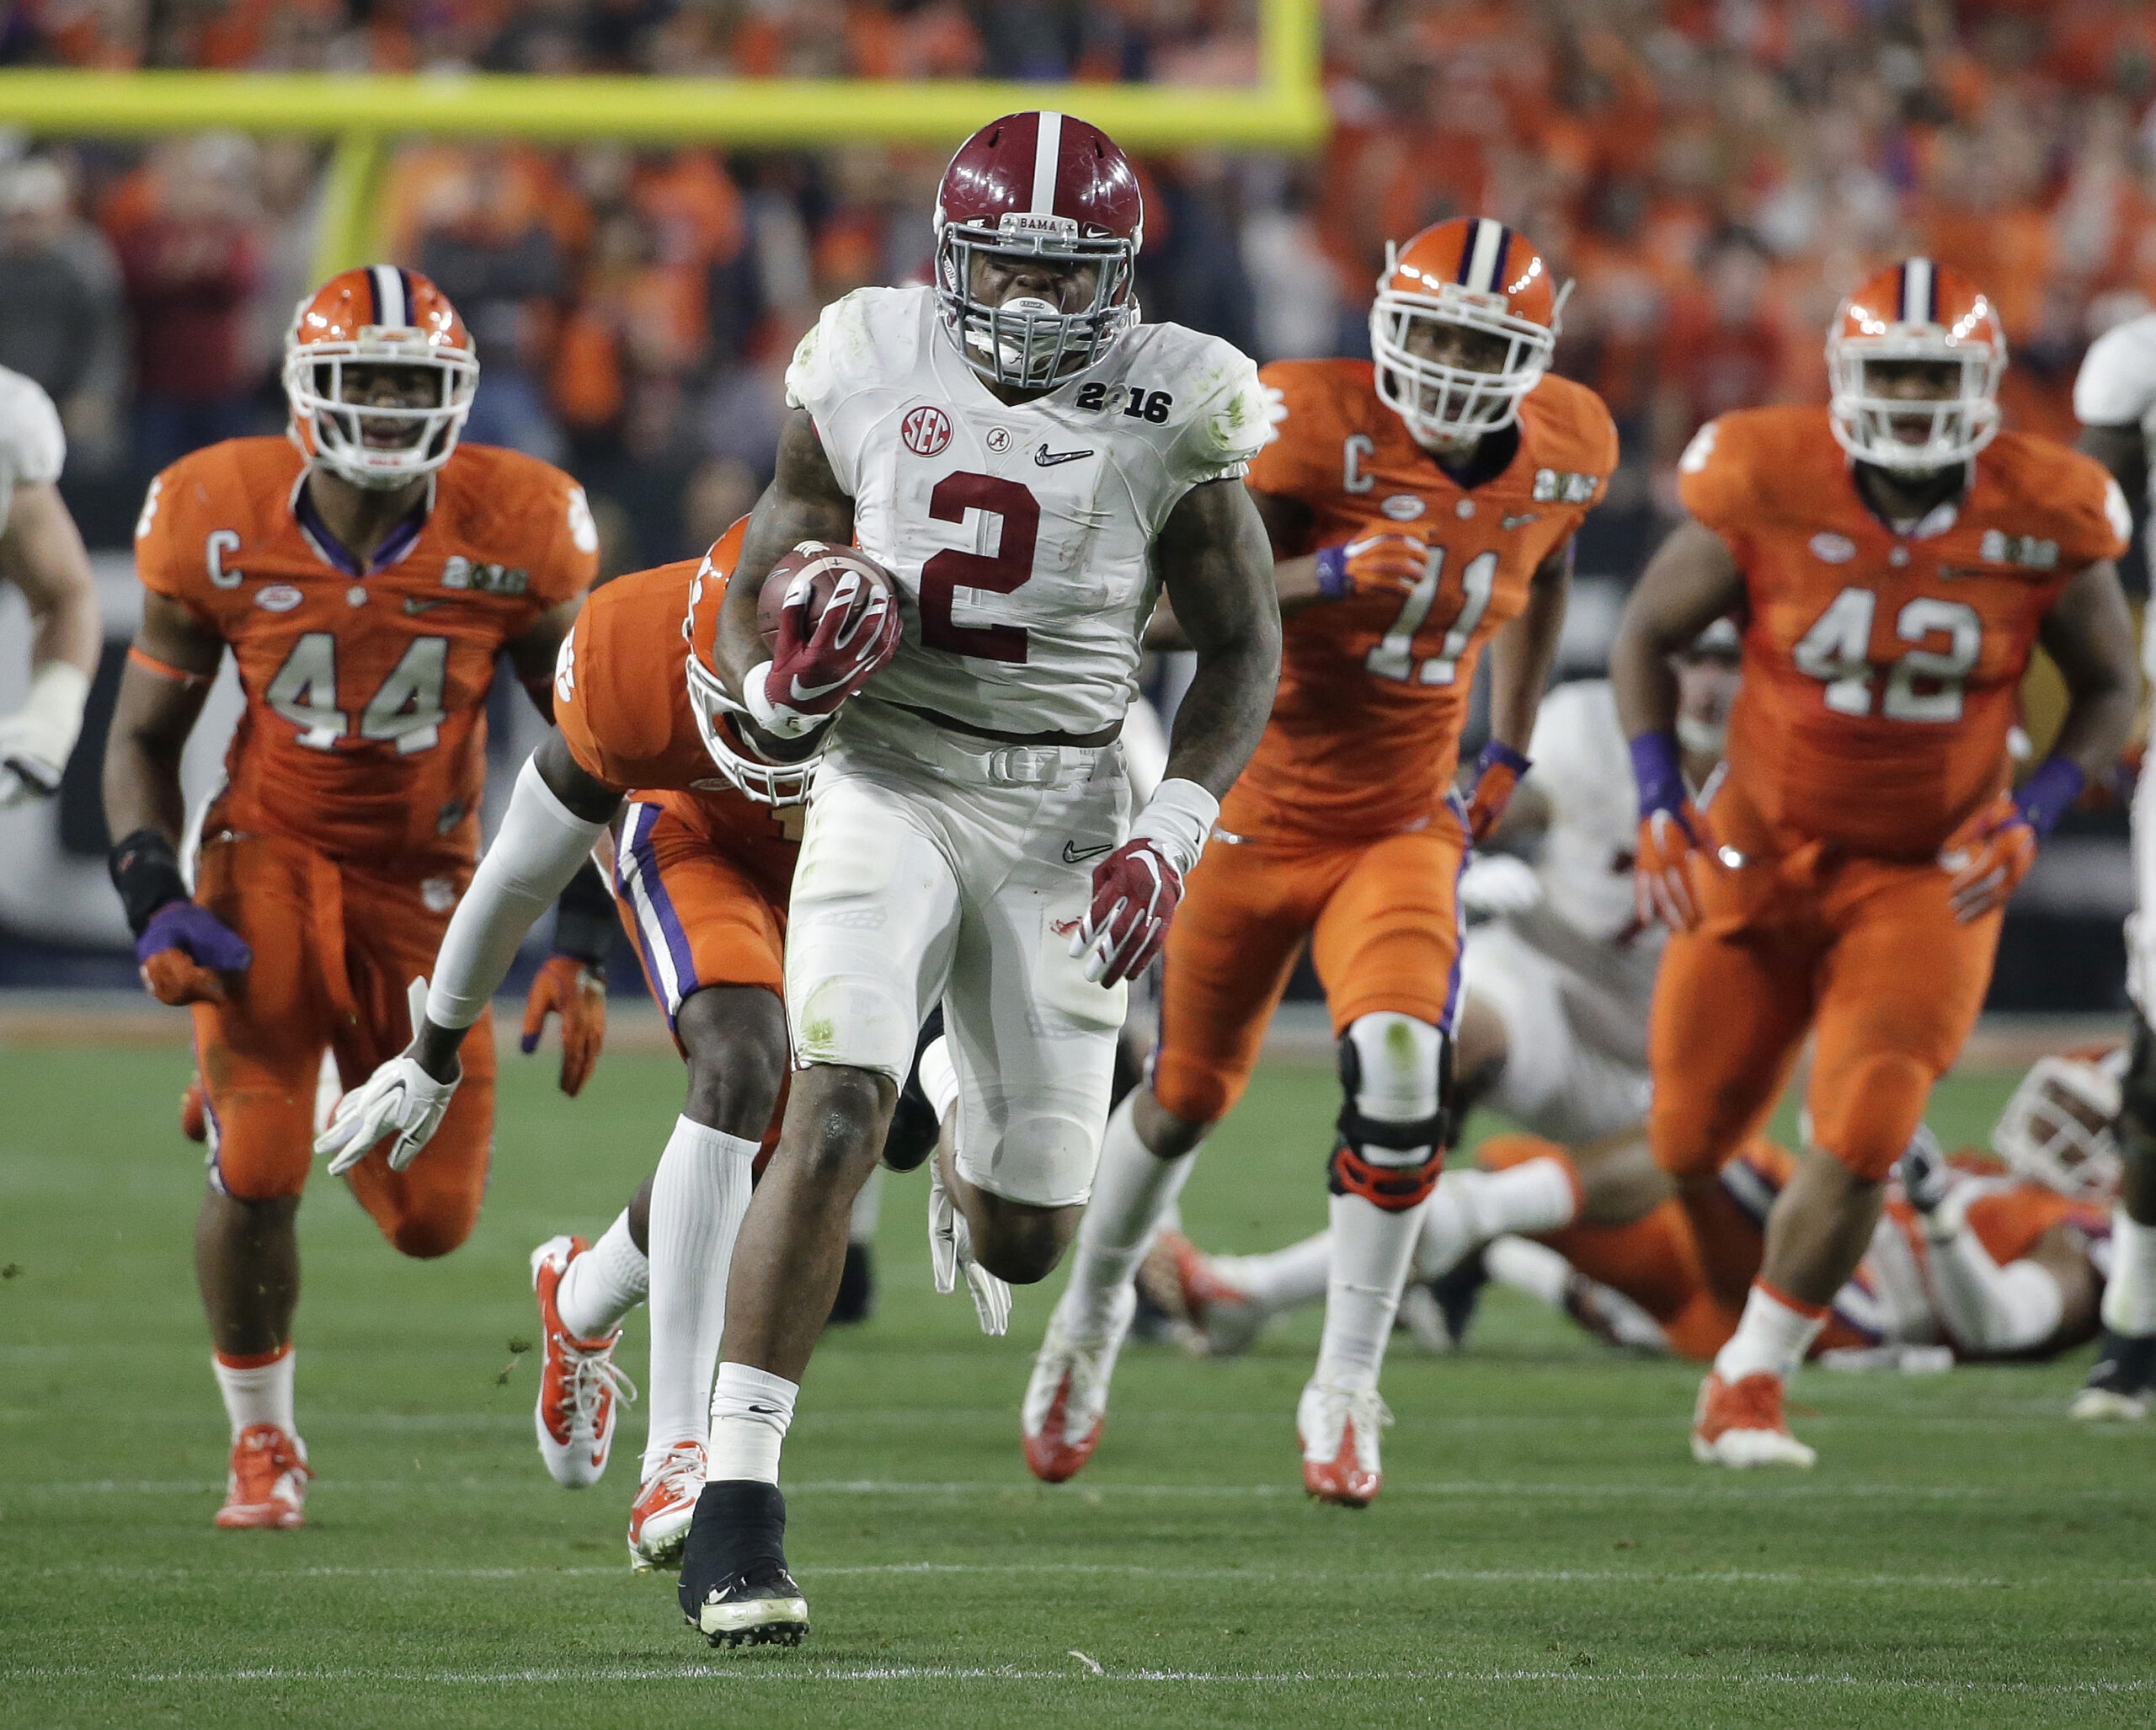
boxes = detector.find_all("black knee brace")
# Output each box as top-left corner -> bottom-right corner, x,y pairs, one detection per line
1326,1030 -> 1454,1211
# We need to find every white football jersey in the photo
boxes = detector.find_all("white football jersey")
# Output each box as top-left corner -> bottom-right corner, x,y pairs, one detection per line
785,286 -> 1267,737
0,366 -> 65,539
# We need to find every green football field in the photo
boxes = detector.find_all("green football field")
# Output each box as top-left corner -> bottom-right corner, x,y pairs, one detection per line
3,1039 -> 2153,1728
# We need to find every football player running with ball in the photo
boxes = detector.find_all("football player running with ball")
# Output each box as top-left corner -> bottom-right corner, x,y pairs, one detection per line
318,113 -> 1279,1644
1613,259 -> 2138,1467
102,268 -> 604,1530
1027,216 -> 1614,1507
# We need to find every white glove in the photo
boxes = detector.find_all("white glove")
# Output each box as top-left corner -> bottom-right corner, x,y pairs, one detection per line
314,980 -> 461,1175
927,1151 -> 1011,1337
1458,854 -> 1544,920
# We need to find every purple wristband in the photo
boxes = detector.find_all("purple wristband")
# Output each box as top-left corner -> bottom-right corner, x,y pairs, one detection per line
1313,544 -> 1351,600
2012,756 -> 2084,838
1479,738 -> 1532,778
1629,730 -> 1688,820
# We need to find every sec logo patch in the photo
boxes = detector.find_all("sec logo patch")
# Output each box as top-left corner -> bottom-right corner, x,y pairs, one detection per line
902,405 -> 953,457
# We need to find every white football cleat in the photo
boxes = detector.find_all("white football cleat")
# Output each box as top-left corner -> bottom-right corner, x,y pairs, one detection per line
628,1441 -> 705,1572
1690,1371 -> 1817,1468
1297,1380 -> 1390,1507
531,1235 -> 637,1488
1021,1283 -> 1136,1483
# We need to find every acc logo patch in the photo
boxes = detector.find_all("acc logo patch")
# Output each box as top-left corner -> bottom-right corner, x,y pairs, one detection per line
255,584 -> 304,611
1808,532 -> 1856,563
1531,468 -> 1598,505
1380,494 -> 1426,521
902,405 -> 953,457
1980,529 -> 2060,569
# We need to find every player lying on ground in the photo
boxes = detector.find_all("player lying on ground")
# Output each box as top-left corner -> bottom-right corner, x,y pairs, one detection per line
101,267 -> 605,1530
1026,215 -> 1614,1508
1613,258 -> 2138,1468
1129,629 -> 1743,1361
2069,318 -> 2156,1418
0,365 -> 98,809
322,521 -> 972,1571
1160,1051 -> 2119,1370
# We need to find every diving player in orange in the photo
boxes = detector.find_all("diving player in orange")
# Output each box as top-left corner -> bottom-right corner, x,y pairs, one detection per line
101,267 -> 601,1530
1611,258 -> 2140,1466
1027,216 -> 1615,1504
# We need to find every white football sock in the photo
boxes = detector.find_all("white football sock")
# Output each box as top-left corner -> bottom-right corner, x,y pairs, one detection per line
212,1345 -> 296,1440
1059,1092 -> 1196,1340
1412,1161 -> 1577,1284
1213,1231 -> 1333,1316
2102,1209 -> 2156,1335
556,1209 -> 649,1339
917,1034 -> 960,1121
1714,1282 -> 1826,1384
643,1116 -> 757,1476
707,1362 -> 798,1485
1924,1226 -> 2063,1355
1314,1193 -> 1425,1392
1485,1234 -> 1572,1308
849,1165 -> 885,1247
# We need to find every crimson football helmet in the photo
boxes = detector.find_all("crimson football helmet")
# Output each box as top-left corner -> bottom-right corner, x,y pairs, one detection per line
286,264 -> 478,489
1369,216 -> 1570,446
1827,258 -> 2004,472
682,517 -> 824,807
933,110 -> 1143,391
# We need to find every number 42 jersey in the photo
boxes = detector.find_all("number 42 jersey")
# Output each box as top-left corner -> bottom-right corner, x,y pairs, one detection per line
784,285 -> 1268,739
1679,406 -> 2129,861
134,437 -> 598,868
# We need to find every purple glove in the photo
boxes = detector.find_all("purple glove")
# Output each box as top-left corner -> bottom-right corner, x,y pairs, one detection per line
137,902 -> 252,1006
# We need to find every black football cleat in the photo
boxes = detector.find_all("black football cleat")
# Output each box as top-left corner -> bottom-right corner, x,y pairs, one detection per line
2071,1329 -> 2156,1421
880,1009 -> 945,1174
678,1480 -> 809,1647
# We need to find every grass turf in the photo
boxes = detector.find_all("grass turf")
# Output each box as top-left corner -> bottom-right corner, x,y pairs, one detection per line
2,1040 -> 2153,1728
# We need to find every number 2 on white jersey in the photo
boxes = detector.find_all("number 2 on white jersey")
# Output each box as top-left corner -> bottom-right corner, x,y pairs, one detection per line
265,633 -> 450,753
1790,585 -> 1981,721
1364,547 -> 1497,686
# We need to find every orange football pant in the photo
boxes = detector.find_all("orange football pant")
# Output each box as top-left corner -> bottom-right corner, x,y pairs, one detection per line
1153,819 -> 1466,1125
190,828 -> 494,1258
1649,842 -> 2003,1184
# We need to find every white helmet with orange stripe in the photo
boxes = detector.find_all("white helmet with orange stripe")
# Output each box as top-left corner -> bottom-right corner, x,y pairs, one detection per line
1992,1047 -> 2125,1204
1827,258 -> 2005,473
285,264 -> 479,490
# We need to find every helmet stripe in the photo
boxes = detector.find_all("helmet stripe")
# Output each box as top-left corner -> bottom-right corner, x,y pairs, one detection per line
1901,257 -> 1935,325
1030,110 -> 1065,215
370,263 -> 407,328
1462,217 -> 1506,291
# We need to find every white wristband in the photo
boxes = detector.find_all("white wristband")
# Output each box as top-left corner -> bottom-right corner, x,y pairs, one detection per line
0,659 -> 90,769
1129,777 -> 1219,877
740,659 -> 832,740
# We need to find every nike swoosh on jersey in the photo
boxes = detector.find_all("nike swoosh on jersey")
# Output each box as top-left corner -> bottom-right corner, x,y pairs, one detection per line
403,596 -> 449,615
1501,512 -> 1540,529
1062,840 -> 1113,864
1035,446 -> 1094,467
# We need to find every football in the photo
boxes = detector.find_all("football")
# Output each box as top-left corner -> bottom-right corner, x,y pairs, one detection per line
756,542 -> 899,653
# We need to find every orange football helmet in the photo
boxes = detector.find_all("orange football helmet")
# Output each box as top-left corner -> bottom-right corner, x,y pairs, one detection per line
284,265 -> 478,490
681,518 -> 825,807
1369,216 -> 1570,446
1827,258 -> 2004,473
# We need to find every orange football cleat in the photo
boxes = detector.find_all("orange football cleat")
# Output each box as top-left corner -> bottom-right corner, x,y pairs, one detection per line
1690,1371 -> 1817,1468
1144,1230 -> 1265,1357
531,1236 -> 634,1488
627,1440 -> 704,1572
214,1423 -> 311,1530
1020,1287 -> 1134,1483
1297,1380 -> 1390,1507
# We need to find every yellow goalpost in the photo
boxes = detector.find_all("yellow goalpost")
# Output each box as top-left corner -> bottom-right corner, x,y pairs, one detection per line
0,0 -> 1325,281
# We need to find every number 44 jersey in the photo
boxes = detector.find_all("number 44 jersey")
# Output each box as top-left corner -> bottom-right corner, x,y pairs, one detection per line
1678,405 -> 2129,862
134,437 -> 598,868
784,285 -> 1268,739
1230,359 -> 1618,846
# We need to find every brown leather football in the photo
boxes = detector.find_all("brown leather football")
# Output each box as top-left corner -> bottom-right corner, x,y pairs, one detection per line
757,542 -> 899,652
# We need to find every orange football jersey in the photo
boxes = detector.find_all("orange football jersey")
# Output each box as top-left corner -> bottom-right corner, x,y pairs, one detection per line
552,545 -> 801,905
1230,360 -> 1617,844
1681,406 -> 2129,859
136,437 -> 597,868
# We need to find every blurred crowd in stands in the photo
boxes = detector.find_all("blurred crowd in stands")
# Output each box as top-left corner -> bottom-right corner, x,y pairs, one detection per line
5,0 -> 2156,579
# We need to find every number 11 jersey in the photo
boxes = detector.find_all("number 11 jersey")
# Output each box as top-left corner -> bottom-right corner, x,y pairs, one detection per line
1230,360 -> 1617,846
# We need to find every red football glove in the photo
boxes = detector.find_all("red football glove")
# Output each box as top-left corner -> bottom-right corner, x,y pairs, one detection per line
520,954 -> 607,1097
1939,793 -> 2038,923
1313,530 -> 1430,599
1465,740 -> 1531,846
1070,840 -> 1184,987
748,555 -> 902,737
